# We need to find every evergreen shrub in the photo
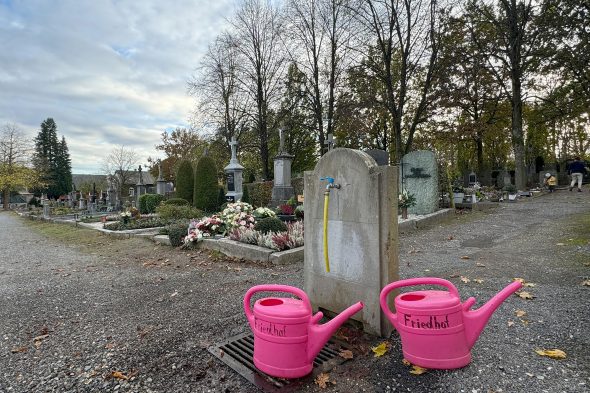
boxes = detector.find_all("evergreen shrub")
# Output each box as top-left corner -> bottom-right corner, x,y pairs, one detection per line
176,160 -> 194,203
254,217 -> 287,234
138,193 -> 166,214
193,156 -> 219,212
168,222 -> 189,247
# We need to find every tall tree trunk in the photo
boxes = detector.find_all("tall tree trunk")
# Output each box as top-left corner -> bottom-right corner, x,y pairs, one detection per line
2,189 -> 9,210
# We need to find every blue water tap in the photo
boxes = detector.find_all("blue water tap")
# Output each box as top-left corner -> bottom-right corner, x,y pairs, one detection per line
320,177 -> 340,190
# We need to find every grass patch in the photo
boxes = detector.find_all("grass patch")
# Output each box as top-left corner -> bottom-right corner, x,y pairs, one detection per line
562,212 -> 590,246
21,217 -> 142,254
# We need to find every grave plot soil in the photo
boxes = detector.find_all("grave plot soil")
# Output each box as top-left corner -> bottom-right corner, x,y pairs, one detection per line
1,189 -> 589,393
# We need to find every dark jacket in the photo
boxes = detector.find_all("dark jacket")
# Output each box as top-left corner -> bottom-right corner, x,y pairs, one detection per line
569,160 -> 587,174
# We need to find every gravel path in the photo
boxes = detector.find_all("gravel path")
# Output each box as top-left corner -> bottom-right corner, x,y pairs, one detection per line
0,190 -> 589,393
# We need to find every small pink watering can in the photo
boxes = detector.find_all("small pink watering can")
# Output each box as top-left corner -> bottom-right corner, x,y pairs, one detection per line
380,277 -> 521,369
244,284 -> 363,378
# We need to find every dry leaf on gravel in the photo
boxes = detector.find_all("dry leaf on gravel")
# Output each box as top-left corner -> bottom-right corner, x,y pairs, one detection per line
111,371 -> 129,380
513,277 -> 525,284
338,350 -> 354,359
460,256 -> 470,260
535,349 -> 566,359
105,343 -> 115,349
460,276 -> 470,283
474,278 -> 484,284
409,365 -> 428,375
516,310 -> 527,317
582,279 -> 590,286
402,358 -> 411,366
524,282 -> 536,287
516,291 -> 535,300
476,262 -> 486,267
372,342 -> 391,357
11,346 -> 28,353
507,321 -> 515,327
314,372 -> 332,389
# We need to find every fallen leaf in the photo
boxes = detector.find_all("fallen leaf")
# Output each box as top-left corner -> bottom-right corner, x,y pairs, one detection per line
447,235 -> 454,240
516,310 -> 527,318
338,349 -> 354,359
170,291 -> 178,297
314,372 -> 331,389
111,371 -> 129,380
516,291 -> 535,300
33,334 -> 49,342
520,319 -> 529,326
105,343 -> 115,349
474,278 -> 484,284
476,262 -> 486,267
402,358 -> 411,366
11,346 -> 28,353
524,282 -> 536,287
556,243 -> 565,246
507,320 -> 515,327
409,365 -> 428,375
582,279 -> 590,286
460,276 -> 471,283
460,256 -> 470,260
513,278 -> 525,284
535,349 -> 566,359
372,342 -> 390,357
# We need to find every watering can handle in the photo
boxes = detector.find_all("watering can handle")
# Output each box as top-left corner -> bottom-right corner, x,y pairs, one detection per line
380,278 -> 460,318
243,284 -> 312,322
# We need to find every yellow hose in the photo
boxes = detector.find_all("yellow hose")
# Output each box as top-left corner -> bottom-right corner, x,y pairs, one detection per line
323,192 -> 330,272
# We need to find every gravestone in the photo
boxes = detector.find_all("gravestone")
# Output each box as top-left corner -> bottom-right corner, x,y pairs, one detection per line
135,165 -> 146,206
224,137 -> 244,202
400,150 -> 439,215
271,128 -> 295,206
304,148 -> 398,336
79,198 -> 86,210
364,149 -> 389,166
156,160 -> 166,195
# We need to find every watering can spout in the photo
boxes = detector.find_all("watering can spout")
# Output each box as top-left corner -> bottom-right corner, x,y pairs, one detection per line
463,281 -> 522,348
308,302 -> 364,361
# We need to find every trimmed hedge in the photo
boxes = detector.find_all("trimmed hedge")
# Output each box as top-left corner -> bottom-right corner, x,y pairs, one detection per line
176,160 -> 194,204
163,198 -> 189,206
245,181 -> 273,207
138,193 -> 166,214
155,204 -> 203,220
193,155 -> 219,212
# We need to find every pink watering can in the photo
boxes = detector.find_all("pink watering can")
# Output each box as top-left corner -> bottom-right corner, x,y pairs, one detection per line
380,277 -> 522,369
244,284 -> 363,379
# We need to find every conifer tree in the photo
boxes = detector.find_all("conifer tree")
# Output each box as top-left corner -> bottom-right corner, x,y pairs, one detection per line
33,118 -> 72,198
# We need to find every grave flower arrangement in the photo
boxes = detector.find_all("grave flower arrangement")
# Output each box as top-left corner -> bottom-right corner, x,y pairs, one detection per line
190,215 -> 226,237
398,189 -> 417,209
276,204 -> 295,215
221,202 -> 256,231
229,221 -> 304,251
120,211 -> 132,224
253,207 -> 276,219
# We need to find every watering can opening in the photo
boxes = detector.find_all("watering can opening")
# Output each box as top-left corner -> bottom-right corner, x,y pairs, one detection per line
400,294 -> 426,301
260,298 -> 284,307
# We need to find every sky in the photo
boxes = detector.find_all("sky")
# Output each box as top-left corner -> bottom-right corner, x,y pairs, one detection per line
0,0 -> 235,174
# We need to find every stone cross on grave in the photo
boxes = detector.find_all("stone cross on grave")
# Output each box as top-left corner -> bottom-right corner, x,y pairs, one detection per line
230,137 -> 238,162
324,133 -> 334,152
157,160 -> 163,181
279,127 -> 285,153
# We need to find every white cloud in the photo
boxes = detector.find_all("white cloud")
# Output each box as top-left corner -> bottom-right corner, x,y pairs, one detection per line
0,0 -> 235,173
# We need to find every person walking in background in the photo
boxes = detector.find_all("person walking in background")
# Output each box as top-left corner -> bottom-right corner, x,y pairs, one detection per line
544,173 -> 557,192
568,156 -> 587,192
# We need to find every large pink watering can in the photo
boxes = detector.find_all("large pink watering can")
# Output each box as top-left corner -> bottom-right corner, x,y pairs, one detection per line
380,277 -> 521,369
244,284 -> 363,379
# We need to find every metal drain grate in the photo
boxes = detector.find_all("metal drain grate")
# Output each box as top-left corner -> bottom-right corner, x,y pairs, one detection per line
208,333 -> 350,392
